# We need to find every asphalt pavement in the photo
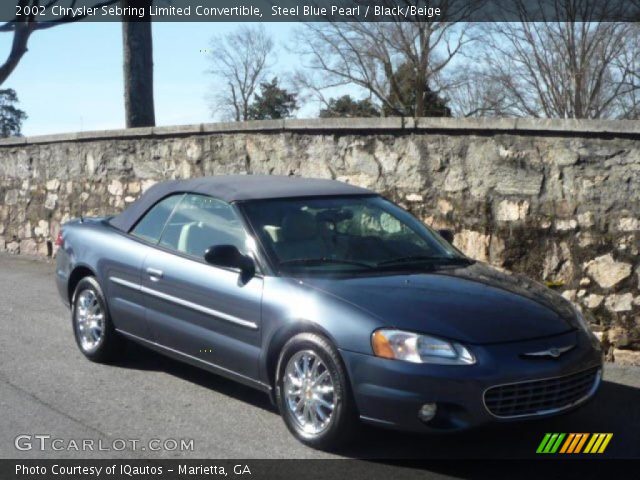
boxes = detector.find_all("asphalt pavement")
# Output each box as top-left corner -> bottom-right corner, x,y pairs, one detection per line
1,253 -> 639,462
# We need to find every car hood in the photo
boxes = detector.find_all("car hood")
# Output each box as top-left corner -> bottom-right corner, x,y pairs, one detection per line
298,262 -> 578,345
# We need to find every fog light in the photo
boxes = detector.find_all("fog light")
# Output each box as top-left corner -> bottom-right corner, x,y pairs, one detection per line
418,403 -> 437,422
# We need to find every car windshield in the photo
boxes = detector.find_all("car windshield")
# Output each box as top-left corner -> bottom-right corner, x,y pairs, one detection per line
240,195 -> 467,276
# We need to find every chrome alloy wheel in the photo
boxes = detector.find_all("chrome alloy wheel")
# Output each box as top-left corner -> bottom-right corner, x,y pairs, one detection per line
284,350 -> 336,435
75,289 -> 105,353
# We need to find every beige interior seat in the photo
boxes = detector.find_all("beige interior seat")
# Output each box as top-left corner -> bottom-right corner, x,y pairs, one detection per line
273,211 -> 327,261
177,221 -> 202,253
263,225 -> 282,242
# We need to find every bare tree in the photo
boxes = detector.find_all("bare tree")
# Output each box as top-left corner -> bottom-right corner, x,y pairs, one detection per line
476,1 -> 640,119
0,0 -> 118,85
611,23 -> 640,119
207,25 -> 274,121
447,69 -> 515,117
294,1 -> 477,117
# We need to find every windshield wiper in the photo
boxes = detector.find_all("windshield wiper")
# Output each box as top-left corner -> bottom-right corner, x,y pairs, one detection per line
377,255 -> 472,267
278,258 -> 374,269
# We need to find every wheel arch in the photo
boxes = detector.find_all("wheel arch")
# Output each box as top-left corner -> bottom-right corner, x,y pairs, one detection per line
264,320 -> 343,402
67,264 -> 97,304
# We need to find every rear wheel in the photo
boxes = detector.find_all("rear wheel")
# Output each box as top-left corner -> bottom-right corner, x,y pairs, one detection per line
275,333 -> 357,450
72,276 -> 124,363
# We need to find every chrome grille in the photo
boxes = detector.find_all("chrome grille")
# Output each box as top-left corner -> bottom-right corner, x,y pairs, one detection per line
484,367 -> 601,418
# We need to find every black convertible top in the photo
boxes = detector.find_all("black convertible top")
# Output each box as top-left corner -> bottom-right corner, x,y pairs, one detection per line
109,175 -> 374,232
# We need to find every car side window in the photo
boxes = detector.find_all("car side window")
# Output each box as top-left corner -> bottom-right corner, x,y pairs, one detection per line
158,194 -> 249,259
130,194 -> 183,243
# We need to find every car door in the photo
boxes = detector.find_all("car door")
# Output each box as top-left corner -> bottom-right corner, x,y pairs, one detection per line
141,193 -> 263,382
106,193 -> 184,341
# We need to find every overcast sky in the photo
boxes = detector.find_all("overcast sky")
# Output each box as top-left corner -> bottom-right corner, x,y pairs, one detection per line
2,22 -> 343,136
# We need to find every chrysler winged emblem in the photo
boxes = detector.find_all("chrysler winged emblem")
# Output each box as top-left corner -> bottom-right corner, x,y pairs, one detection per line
521,345 -> 575,359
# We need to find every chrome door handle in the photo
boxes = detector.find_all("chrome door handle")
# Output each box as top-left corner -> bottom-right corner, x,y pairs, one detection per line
146,267 -> 163,280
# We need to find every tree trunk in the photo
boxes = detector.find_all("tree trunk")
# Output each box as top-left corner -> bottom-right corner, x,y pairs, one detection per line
415,69 -> 425,117
122,0 -> 155,128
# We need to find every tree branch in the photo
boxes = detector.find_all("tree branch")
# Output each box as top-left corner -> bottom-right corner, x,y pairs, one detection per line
0,0 -> 119,85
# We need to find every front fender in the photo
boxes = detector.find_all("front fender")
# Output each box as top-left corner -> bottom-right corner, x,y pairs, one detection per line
258,276 -> 383,386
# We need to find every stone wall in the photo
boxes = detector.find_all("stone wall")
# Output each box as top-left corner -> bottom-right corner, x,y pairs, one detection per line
1,117 -> 639,363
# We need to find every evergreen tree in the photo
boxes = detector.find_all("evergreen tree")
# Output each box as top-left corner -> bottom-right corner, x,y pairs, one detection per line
319,95 -> 380,118
0,89 -> 27,137
248,78 -> 297,120
385,63 -> 451,117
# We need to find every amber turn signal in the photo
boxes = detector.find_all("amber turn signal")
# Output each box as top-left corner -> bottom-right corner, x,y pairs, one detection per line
372,330 -> 395,359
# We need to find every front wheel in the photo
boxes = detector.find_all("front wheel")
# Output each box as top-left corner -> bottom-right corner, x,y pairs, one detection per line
275,333 -> 357,450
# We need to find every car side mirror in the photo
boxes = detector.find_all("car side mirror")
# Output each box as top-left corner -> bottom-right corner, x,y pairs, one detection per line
204,245 -> 255,283
437,229 -> 455,244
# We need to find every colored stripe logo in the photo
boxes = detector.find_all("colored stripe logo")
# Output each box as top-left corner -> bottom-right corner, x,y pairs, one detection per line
537,433 -> 612,454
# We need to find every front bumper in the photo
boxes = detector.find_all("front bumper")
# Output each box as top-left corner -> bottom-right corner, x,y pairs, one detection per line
341,329 -> 603,432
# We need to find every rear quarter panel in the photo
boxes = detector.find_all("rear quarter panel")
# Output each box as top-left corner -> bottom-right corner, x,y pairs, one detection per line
56,218 -> 152,339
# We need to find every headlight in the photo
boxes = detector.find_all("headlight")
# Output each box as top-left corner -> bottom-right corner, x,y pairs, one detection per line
372,329 -> 475,365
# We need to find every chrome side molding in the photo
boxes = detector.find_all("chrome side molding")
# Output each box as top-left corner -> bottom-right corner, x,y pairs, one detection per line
110,276 -> 258,330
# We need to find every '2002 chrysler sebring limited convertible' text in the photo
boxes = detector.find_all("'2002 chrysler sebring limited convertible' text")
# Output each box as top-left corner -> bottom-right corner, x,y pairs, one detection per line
55,175 -> 603,449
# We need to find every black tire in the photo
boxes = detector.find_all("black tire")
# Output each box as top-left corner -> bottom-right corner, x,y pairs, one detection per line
275,333 -> 357,450
71,276 -> 124,363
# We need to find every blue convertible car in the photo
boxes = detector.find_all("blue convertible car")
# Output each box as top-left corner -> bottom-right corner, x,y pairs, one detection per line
55,175 -> 603,449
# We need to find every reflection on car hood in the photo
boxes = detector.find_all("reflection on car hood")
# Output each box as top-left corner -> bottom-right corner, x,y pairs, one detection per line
299,263 -> 577,344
